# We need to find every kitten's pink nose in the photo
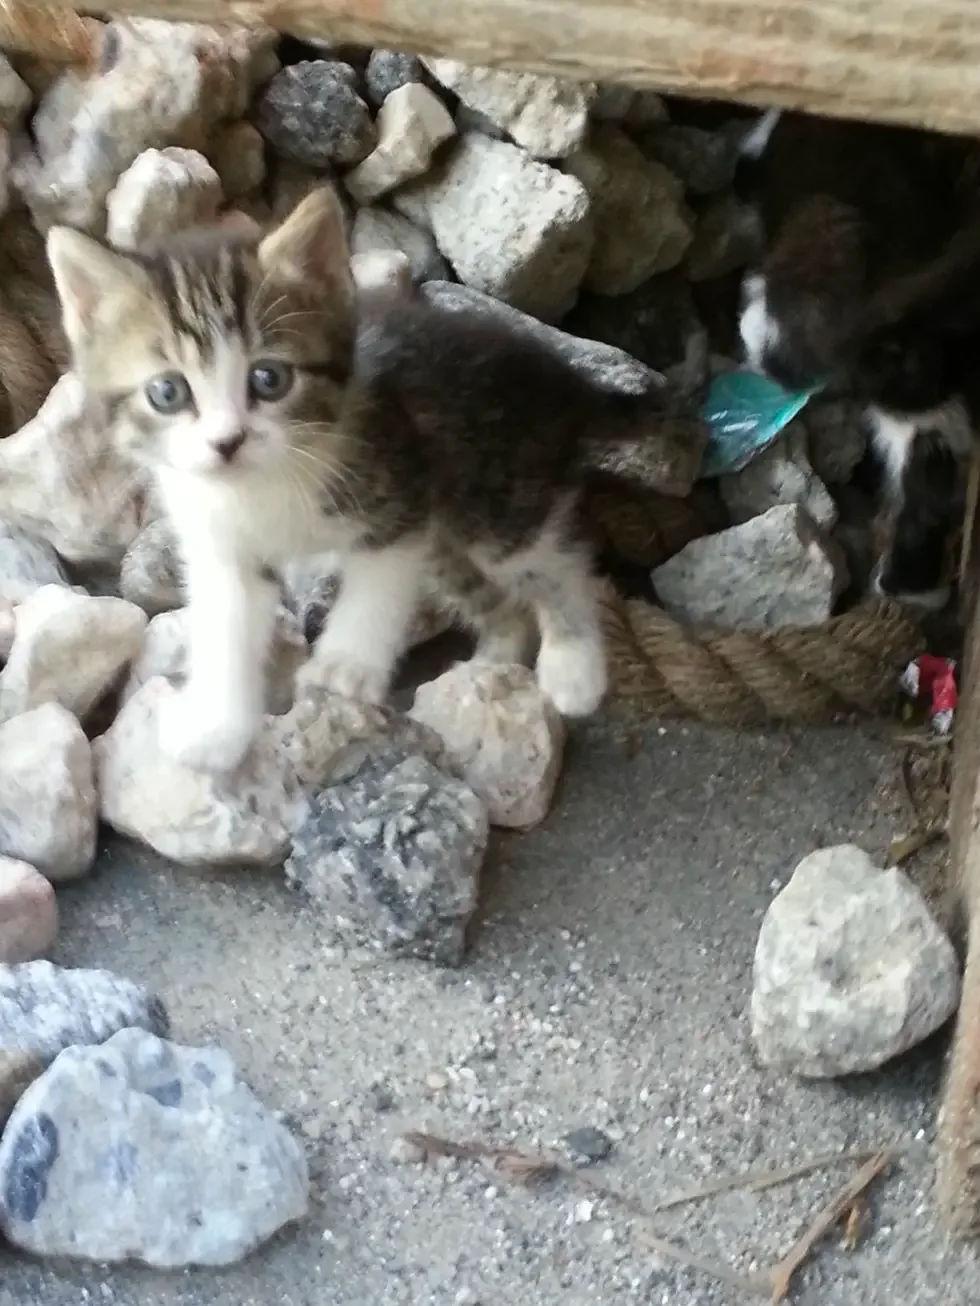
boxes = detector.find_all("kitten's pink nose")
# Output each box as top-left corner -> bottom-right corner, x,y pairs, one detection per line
214,432 -> 246,462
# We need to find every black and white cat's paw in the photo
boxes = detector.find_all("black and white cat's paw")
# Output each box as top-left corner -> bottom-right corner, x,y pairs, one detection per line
159,690 -> 259,774
870,559 -> 951,613
536,636 -> 608,718
297,654 -> 389,705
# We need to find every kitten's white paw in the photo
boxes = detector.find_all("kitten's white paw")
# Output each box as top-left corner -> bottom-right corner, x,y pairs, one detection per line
159,691 -> 258,774
299,655 -> 389,705
536,637 -> 607,717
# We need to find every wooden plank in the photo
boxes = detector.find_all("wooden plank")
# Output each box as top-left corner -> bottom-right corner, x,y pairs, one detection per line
6,0 -> 980,137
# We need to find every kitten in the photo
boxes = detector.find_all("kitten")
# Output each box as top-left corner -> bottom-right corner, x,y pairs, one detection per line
46,187 -> 629,773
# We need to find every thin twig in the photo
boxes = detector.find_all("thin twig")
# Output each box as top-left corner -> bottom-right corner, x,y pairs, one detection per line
635,1227 -> 769,1296
768,1149 -> 893,1302
650,1147 -> 888,1213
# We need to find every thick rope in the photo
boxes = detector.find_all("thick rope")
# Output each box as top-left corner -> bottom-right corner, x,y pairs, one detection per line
600,583 -> 922,724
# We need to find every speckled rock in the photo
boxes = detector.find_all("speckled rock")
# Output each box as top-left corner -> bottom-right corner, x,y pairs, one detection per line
653,504 -> 849,631
364,49 -> 427,108
752,845 -> 961,1077
590,84 -> 667,127
0,1027 -> 308,1266
395,133 -> 593,321
254,60 -> 375,168
345,83 -> 455,205
0,961 -> 168,1122
351,206 -> 450,284
720,425 -> 837,530
564,271 -> 706,374
286,745 -> 486,966
423,60 -> 592,159
0,586 -> 146,724
804,399 -> 868,485
107,146 -> 222,250
566,124 -> 692,294
636,123 -> 738,195
0,523 -> 68,603
0,704 -> 97,882
118,516 -> 184,615
0,860 -> 57,965
412,662 -> 565,829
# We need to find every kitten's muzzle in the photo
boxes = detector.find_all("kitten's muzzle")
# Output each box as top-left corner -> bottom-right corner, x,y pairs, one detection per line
214,432 -> 247,462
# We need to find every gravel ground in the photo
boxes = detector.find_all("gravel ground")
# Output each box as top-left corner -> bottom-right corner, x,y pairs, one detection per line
1,716 -> 976,1305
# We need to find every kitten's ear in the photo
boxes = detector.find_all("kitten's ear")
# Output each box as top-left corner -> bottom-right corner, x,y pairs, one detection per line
46,226 -> 151,347
258,185 -> 353,303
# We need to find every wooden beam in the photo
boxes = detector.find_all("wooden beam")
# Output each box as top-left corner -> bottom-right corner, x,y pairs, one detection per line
4,0 -> 980,137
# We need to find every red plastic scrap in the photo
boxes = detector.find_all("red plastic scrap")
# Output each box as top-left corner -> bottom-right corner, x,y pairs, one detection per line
900,654 -> 958,735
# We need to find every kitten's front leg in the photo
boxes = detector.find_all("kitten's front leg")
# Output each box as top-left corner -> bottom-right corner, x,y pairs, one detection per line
161,554 -> 278,773
300,535 -> 428,705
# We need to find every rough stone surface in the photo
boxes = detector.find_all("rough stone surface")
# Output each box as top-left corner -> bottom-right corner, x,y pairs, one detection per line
0,704 -> 98,882
346,83 -> 455,205
0,55 -> 30,131
720,425 -> 837,529
804,399 -> 869,485
565,271 -> 706,374
422,281 -> 707,496
423,59 -> 592,159
286,745 -> 487,966
364,49 -> 426,107
96,677 -> 444,867
653,504 -> 849,631
0,960 -> 168,1122
17,19 -> 275,233
118,516 -> 184,615
0,859 -> 57,965
0,1027 -> 309,1266
254,60 -> 375,168
122,607 -> 307,717
395,133 -> 593,321
686,194 -> 762,282
351,206 -> 450,284
590,84 -> 668,126
0,585 -> 147,724
636,123 -> 738,195
0,523 -> 68,603
0,373 -> 144,564
412,662 -> 565,830
565,125 -> 692,295
752,844 -> 961,1077
207,121 -> 266,199
106,146 -> 223,249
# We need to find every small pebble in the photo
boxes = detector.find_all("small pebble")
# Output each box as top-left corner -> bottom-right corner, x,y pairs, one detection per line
388,1136 -> 426,1166
564,1126 -> 614,1163
573,1199 -> 595,1223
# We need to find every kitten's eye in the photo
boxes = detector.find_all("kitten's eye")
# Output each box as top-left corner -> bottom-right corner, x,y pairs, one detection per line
248,360 -> 294,402
145,371 -> 192,414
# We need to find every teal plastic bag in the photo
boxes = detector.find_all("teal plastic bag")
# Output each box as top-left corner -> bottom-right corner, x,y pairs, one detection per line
699,371 -> 816,478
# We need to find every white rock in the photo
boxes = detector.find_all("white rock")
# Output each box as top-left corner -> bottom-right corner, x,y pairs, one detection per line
107,146 -> 223,249
411,662 -> 565,829
118,516 -> 184,615
345,83 -> 456,206
394,133 -> 593,321
351,206 -> 450,284
0,704 -> 97,882
752,844 -> 960,1077
652,504 -> 849,630
423,60 -> 593,159
122,607 -> 307,716
0,373 -> 144,564
96,677 -> 442,867
0,858 -> 58,964
0,522 -> 68,603
720,425 -> 837,529
0,1027 -> 309,1266
0,586 -> 147,724
565,124 -> 692,294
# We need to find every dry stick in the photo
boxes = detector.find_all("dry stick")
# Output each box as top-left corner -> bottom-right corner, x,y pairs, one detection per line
768,1149 -> 893,1303
403,1132 -> 896,1300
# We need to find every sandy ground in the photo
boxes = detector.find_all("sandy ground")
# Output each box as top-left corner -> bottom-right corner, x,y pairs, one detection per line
1,715 -> 976,1306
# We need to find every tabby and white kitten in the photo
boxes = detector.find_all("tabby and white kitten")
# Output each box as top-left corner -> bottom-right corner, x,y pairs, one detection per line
46,187 -> 611,773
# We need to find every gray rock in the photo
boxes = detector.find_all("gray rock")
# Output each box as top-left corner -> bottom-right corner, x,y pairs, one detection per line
118,516 -> 184,615
0,704 -> 98,882
364,49 -> 426,107
686,194 -> 763,282
106,146 -> 222,250
351,206 -> 450,284
564,1126 -> 613,1163
803,399 -> 868,485
751,844 -> 960,1077
564,271 -> 706,374
345,83 -> 456,206
590,84 -> 668,127
0,523 -> 68,603
254,60 -> 375,169
720,425 -> 837,529
565,124 -> 692,294
0,961 -> 168,1122
635,123 -> 737,195
423,59 -> 593,159
422,281 -> 707,497
286,746 -> 486,966
652,504 -> 849,630
0,1027 -> 308,1266
395,133 -> 593,322
0,859 -> 58,966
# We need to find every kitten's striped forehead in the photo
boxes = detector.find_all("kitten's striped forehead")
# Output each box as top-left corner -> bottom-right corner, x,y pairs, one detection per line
150,243 -> 254,359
